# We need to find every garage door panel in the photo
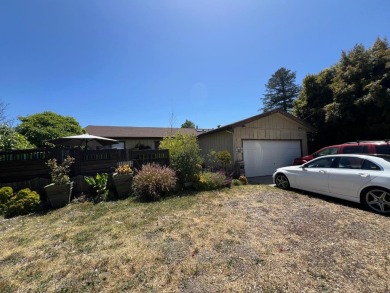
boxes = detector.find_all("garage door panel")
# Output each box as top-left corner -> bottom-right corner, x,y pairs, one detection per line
243,140 -> 301,177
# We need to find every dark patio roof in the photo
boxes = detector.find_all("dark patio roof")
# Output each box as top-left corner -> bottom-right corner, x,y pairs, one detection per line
198,109 -> 315,137
84,125 -> 200,139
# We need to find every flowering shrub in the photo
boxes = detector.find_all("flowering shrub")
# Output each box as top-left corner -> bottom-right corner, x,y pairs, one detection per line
114,164 -> 132,175
194,171 -> 226,191
239,176 -> 248,185
2,188 -> 40,218
133,163 -> 177,201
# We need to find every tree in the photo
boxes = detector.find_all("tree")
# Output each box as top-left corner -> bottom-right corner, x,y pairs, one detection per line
181,119 -> 196,128
293,68 -> 336,150
0,124 -> 35,151
261,67 -> 301,112
168,111 -> 177,136
0,100 -> 13,126
293,37 -> 390,149
0,101 -> 34,150
326,38 -> 390,141
159,133 -> 203,186
16,111 -> 84,147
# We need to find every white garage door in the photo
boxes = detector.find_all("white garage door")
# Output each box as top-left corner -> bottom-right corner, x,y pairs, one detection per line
243,140 -> 301,177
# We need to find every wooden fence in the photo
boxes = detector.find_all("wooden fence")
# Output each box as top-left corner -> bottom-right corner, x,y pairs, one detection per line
0,148 -> 169,194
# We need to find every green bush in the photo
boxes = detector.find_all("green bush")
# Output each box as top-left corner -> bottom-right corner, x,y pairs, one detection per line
159,133 -> 203,186
0,186 -> 14,214
134,163 -> 177,201
215,150 -> 232,173
0,186 -> 13,204
3,188 -> 40,218
232,179 -> 243,186
204,150 -> 232,174
194,171 -> 226,191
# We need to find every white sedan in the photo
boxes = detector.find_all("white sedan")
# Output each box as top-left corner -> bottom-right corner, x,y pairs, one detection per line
273,154 -> 390,214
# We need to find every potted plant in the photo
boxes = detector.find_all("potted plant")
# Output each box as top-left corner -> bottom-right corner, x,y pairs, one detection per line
44,156 -> 75,208
112,163 -> 133,198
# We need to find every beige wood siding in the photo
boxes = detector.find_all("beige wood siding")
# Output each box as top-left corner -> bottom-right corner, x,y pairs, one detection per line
198,112 -> 311,162
233,113 -> 308,161
198,131 -> 234,159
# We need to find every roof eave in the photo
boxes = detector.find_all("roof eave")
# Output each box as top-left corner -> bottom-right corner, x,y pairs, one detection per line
198,109 -> 315,137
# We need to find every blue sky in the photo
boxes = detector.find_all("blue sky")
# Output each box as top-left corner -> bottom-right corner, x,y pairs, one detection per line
1,0 -> 389,129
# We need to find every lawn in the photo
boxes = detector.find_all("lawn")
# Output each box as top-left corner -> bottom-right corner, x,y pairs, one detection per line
1,185 -> 389,292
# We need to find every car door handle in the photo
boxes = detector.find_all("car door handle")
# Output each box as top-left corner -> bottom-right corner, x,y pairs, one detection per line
319,170 -> 327,174
358,173 -> 369,178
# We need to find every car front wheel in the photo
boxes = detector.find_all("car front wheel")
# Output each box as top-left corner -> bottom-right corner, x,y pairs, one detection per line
275,173 -> 290,189
362,188 -> 390,214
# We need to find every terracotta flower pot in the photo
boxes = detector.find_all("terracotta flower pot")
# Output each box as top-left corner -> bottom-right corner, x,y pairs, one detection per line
44,182 -> 73,208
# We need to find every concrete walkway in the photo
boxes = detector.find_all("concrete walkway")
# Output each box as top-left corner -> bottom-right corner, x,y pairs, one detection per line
247,176 -> 274,185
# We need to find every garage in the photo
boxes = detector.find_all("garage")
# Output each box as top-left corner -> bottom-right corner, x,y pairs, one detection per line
197,109 -> 314,177
243,140 -> 301,177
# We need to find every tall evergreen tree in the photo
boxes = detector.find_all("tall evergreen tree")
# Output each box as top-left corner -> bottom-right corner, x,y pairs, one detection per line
293,37 -> 390,149
181,119 -> 196,128
293,68 -> 336,150
261,67 -> 301,112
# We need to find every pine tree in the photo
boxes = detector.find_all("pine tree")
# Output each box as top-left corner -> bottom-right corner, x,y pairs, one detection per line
261,67 -> 300,112
181,119 -> 196,128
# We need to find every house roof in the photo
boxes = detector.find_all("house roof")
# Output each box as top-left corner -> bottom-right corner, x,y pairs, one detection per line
85,109 -> 314,139
198,109 -> 315,137
84,125 -> 200,139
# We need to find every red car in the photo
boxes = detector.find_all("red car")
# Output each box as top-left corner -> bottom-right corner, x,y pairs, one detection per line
293,141 -> 390,165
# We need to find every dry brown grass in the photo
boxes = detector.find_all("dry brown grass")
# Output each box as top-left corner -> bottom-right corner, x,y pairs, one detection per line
1,185 -> 389,292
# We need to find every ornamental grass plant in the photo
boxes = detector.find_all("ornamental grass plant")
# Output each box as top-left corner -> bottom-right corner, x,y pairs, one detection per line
133,163 -> 177,201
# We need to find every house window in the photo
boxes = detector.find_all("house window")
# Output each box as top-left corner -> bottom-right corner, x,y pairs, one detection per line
154,141 -> 160,150
113,142 -> 125,149
102,141 -> 125,149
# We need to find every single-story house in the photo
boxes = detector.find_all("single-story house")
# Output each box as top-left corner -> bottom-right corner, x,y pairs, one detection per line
85,109 -> 314,177
197,109 -> 315,177
84,125 -> 201,150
